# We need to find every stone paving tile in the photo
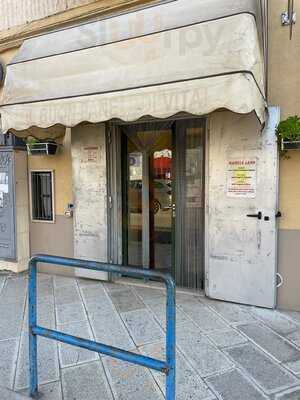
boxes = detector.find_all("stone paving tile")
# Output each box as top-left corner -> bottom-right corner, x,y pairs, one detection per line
38,381 -> 62,400
0,388 -> 30,399
53,275 -> 77,289
176,293 -> 203,307
207,329 -> 248,348
103,281 -> 131,293
77,278 -> 104,288
37,273 -> 52,281
0,339 -> 19,389
19,381 -> 62,400
36,291 -> 54,303
61,361 -> 113,400
202,299 -> 257,325
55,301 -> 87,325
238,323 -> 300,363
23,300 -> 56,331
177,321 -> 233,377
280,311 -> 300,325
57,320 -> 98,367
80,284 -> 108,303
6,273 -> 300,400
146,302 -> 190,329
33,293 -> 55,306
121,309 -> 164,346
15,332 -> 59,390
37,278 -> 54,297
133,286 -> 166,305
140,340 -> 214,400
90,311 -> 136,351
284,359 -> 300,375
0,301 -> 25,340
84,297 -> 116,319
251,308 -> 299,336
103,355 -> 164,400
0,277 -> 27,304
39,280 -> 55,297
206,369 -> 268,400
275,387 -> 300,399
54,285 -> 81,305
178,302 -> 229,332
285,331 -> 300,346
225,343 -> 299,394
291,340 -> 300,349
108,288 -> 146,313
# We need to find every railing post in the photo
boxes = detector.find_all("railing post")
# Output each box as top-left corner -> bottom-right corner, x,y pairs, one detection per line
28,255 -> 176,399
29,259 -> 38,398
165,277 -> 176,400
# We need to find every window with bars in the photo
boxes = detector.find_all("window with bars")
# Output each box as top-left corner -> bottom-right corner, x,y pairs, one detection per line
30,171 -> 54,221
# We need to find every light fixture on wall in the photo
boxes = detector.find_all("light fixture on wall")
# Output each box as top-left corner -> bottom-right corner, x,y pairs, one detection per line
281,0 -> 296,39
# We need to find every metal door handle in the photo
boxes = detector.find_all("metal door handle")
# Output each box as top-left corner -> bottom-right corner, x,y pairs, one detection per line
246,211 -> 262,220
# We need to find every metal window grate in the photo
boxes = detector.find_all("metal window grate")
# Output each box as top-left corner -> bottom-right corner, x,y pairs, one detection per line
31,171 -> 53,221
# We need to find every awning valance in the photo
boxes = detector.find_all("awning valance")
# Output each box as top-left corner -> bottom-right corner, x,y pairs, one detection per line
0,0 -> 266,132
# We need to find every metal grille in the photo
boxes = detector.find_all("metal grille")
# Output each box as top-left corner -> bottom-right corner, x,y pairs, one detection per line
31,171 -> 53,221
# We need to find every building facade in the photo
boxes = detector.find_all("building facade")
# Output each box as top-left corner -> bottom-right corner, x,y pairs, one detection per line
0,0 -> 299,310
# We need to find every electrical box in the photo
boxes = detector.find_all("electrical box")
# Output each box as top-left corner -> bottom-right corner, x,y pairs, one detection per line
0,146 -> 29,268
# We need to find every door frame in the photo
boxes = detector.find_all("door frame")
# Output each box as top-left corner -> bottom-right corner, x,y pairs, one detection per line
204,117 -> 210,294
106,115 -> 208,288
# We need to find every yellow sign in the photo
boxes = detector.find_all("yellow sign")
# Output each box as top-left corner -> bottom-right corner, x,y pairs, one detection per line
227,159 -> 257,198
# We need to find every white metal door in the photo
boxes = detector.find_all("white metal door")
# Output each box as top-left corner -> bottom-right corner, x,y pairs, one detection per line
206,107 -> 280,308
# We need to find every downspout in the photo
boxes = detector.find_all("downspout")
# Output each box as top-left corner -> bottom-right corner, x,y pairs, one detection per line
265,0 -> 269,102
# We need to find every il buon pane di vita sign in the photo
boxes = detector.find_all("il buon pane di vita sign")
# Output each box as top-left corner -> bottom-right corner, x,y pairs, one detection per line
227,159 -> 257,198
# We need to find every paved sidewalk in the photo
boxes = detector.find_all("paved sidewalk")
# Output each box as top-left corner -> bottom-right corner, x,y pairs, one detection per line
1,272 -> 300,399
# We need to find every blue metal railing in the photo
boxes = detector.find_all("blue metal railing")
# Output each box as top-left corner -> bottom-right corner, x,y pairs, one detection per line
28,254 -> 176,399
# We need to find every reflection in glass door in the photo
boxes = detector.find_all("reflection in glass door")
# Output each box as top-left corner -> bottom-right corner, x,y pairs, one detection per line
122,123 -> 173,272
121,119 -> 205,290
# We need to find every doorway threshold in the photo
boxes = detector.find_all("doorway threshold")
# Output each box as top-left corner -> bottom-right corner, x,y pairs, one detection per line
112,276 -> 205,297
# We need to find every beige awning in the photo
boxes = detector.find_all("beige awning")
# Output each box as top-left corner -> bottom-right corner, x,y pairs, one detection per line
0,0 -> 267,132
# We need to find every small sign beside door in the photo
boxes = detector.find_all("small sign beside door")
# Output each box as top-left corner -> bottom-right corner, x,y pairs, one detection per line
83,147 -> 99,163
227,159 -> 257,198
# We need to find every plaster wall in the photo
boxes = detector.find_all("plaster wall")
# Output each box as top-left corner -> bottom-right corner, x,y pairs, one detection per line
269,0 -> 300,310
27,129 -> 74,275
28,129 -> 73,217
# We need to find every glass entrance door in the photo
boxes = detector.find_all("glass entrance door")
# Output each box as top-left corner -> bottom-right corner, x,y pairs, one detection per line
122,122 -> 173,272
121,119 -> 205,289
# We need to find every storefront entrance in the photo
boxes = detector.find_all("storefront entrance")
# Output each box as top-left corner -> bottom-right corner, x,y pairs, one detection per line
120,119 -> 205,290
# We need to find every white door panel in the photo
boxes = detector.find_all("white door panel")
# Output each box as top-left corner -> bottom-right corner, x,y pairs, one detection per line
207,107 -> 280,308
71,124 -> 109,281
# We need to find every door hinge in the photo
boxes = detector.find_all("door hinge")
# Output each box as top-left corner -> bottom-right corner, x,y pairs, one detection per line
108,195 -> 113,209
276,273 -> 284,288
205,271 -> 209,288
281,10 -> 296,26
107,127 -> 112,144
